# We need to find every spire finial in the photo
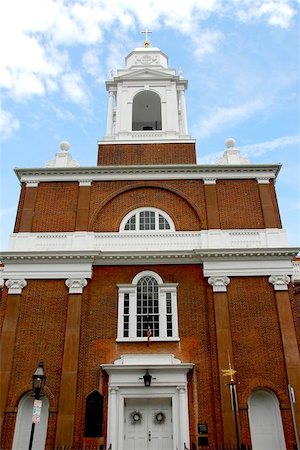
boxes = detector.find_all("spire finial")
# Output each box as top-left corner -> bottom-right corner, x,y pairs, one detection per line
141,28 -> 152,47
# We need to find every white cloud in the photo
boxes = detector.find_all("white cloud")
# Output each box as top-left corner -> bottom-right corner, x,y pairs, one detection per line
82,50 -> 105,82
0,0 -> 296,104
198,134 -> 300,164
0,108 -> 20,139
194,98 -> 267,140
241,135 -> 300,157
61,73 -> 89,105
192,29 -> 223,61
235,0 -> 296,29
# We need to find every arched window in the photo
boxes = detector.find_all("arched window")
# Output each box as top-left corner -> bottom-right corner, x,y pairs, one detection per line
117,271 -> 179,341
120,208 -> 174,232
248,389 -> 286,450
132,91 -> 162,131
85,390 -> 104,437
12,393 -> 49,450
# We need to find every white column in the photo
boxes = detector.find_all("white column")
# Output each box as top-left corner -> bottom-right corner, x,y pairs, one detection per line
106,91 -> 114,136
178,386 -> 189,449
179,89 -> 188,135
108,387 -> 119,449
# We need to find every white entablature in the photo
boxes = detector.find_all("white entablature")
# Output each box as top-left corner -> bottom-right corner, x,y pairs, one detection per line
103,46 -> 192,142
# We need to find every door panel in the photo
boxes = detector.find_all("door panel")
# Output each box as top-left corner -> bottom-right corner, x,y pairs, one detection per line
124,398 -> 172,450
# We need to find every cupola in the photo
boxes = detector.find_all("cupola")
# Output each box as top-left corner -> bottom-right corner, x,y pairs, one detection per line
103,40 -> 191,142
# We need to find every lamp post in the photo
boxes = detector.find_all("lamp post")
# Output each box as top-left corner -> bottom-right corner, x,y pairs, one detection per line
28,361 -> 47,450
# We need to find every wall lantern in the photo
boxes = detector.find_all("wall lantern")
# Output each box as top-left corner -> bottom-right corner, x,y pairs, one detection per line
143,369 -> 152,387
32,361 -> 47,399
28,361 -> 47,450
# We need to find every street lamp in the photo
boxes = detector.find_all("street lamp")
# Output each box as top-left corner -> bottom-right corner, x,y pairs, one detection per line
28,361 -> 47,450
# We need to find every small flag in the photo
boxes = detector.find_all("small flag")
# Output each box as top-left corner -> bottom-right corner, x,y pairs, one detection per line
147,325 -> 152,346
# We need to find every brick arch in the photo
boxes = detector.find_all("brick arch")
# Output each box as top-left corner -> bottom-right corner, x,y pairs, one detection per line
89,183 -> 202,232
11,385 -> 55,409
239,377 -> 288,409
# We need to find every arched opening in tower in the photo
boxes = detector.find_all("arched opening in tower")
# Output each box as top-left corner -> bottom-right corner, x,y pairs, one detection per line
132,91 -> 162,131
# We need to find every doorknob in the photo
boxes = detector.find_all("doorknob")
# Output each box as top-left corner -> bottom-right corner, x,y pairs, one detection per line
148,430 -> 151,442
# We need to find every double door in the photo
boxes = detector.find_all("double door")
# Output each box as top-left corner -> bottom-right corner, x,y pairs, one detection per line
124,398 -> 172,450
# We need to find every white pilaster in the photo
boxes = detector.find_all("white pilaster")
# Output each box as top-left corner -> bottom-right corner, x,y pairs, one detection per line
65,278 -> 87,294
179,89 -> 188,135
106,91 -> 114,136
268,275 -> 290,291
5,279 -> 27,295
208,276 -> 230,292
108,387 -> 119,449
178,386 -> 190,449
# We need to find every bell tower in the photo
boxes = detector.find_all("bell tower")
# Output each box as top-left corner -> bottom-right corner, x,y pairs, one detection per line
98,39 -> 196,166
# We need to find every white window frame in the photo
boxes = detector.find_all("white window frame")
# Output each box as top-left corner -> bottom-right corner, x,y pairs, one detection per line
119,207 -> 175,232
117,271 -> 179,342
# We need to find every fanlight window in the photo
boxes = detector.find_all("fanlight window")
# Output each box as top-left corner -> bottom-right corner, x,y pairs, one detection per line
121,208 -> 174,232
117,271 -> 179,342
132,90 -> 162,131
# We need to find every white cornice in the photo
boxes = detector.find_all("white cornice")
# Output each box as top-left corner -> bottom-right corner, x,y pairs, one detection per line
14,163 -> 281,184
0,248 -> 298,281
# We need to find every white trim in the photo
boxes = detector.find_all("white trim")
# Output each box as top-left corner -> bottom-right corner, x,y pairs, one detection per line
6,228 -> 290,253
2,262 -> 93,280
65,278 -> 88,293
102,354 -> 193,450
203,259 -> 294,277
120,207 -> 175,232
208,276 -> 230,292
132,270 -> 164,284
14,163 -> 281,184
5,279 -> 27,294
117,271 -> 179,342
268,275 -> 290,291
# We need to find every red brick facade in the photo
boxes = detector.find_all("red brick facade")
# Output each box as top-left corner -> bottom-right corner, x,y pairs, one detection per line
14,178 -> 282,234
1,265 -> 298,448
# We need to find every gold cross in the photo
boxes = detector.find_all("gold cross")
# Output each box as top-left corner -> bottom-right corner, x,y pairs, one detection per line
142,29 -> 152,47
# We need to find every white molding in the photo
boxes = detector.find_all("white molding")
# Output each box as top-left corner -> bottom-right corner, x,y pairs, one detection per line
257,178 -> 270,184
119,207 -> 175,232
208,276 -> 230,292
78,180 -> 92,186
25,180 -> 39,187
268,275 -> 291,291
14,163 -> 281,184
203,259 -> 294,277
2,261 -> 93,280
292,261 -> 300,282
65,278 -> 88,293
102,354 -> 193,450
5,279 -> 27,294
7,229 -> 290,253
203,178 -> 216,184
117,271 -> 179,341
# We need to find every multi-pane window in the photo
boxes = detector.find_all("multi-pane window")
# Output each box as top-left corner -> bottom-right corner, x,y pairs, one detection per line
166,292 -> 173,337
121,208 -> 174,232
117,271 -> 179,342
137,276 -> 160,337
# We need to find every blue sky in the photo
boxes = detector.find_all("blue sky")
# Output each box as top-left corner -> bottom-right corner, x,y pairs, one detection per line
1,0 -> 299,249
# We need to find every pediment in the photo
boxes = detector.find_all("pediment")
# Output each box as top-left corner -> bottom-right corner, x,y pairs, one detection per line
117,68 -> 177,81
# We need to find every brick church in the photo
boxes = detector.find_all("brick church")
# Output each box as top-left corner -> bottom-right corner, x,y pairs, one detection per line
0,39 -> 299,450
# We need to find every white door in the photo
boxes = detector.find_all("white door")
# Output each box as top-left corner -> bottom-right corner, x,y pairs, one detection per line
124,398 -> 172,450
248,390 -> 286,450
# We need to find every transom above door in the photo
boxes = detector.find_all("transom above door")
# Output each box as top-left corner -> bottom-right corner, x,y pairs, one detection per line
124,398 -> 172,450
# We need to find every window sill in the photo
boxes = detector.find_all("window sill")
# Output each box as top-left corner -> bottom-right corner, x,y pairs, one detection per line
116,337 -> 180,343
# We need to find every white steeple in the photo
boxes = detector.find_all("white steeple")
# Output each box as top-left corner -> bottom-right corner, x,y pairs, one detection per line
103,41 -> 191,142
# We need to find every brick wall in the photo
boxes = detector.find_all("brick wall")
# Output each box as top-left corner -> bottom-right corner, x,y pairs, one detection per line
13,177 -> 284,233
1,269 -> 297,448
97,142 -> 197,165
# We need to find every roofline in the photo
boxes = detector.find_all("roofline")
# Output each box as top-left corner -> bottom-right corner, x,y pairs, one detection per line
14,163 -> 282,183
